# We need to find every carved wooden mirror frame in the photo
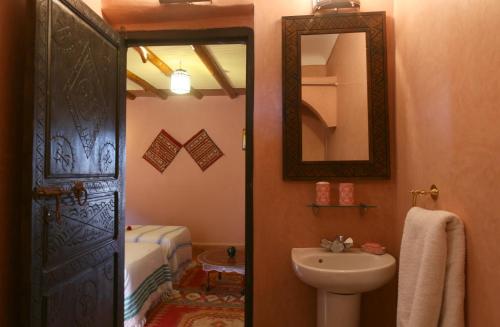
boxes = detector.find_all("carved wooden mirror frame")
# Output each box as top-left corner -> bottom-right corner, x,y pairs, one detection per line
282,12 -> 390,180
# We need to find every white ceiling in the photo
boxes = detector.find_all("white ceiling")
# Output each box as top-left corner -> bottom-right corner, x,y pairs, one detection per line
301,34 -> 338,66
126,44 -> 246,91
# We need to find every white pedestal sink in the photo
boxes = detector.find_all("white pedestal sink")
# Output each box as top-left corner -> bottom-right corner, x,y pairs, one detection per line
291,248 -> 396,327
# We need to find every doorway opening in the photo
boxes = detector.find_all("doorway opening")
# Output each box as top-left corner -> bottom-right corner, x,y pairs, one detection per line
124,28 -> 254,327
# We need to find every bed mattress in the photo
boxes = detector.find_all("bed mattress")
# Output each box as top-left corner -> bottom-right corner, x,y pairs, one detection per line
126,225 -> 193,281
124,242 -> 173,327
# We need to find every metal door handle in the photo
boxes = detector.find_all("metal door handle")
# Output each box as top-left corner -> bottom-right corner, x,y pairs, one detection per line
34,181 -> 88,224
72,181 -> 88,206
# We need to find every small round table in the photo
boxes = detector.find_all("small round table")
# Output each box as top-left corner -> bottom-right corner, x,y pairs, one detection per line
197,249 -> 245,293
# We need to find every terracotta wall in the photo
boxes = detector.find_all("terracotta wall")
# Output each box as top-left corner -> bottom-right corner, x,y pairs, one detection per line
126,96 -> 245,245
252,2 -> 396,326
394,0 -> 500,325
88,1 -> 397,326
0,0 -> 26,325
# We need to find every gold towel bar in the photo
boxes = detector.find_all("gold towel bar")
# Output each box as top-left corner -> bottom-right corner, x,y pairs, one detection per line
410,184 -> 439,207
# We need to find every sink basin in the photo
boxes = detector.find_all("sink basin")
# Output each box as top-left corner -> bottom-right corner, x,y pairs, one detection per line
292,247 -> 396,294
291,248 -> 396,327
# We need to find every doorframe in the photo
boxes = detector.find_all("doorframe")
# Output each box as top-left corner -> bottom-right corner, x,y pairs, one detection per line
124,27 -> 255,327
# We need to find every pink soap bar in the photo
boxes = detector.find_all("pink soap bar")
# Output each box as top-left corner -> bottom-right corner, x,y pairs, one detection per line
361,242 -> 386,255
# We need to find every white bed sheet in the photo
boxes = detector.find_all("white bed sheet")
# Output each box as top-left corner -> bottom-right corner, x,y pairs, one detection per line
124,242 -> 173,327
126,225 -> 193,281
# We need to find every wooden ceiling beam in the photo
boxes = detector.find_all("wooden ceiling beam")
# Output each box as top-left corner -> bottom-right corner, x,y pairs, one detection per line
144,47 -> 173,75
144,47 -> 204,100
133,46 -> 148,63
127,88 -> 246,98
126,91 -> 136,100
192,45 -> 238,99
127,70 -> 168,100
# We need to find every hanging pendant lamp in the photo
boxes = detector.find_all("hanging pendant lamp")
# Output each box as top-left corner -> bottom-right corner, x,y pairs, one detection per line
170,64 -> 191,95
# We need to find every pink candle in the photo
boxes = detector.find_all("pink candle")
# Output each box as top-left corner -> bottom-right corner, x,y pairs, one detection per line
339,183 -> 354,205
315,182 -> 331,205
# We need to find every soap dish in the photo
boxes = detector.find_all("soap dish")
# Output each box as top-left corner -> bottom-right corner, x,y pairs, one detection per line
361,242 -> 386,255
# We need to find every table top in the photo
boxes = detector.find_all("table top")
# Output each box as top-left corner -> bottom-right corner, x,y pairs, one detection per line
197,248 -> 245,268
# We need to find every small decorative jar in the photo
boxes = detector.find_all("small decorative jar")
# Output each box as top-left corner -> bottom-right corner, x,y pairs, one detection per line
339,183 -> 354,205
315,181 -> 331,205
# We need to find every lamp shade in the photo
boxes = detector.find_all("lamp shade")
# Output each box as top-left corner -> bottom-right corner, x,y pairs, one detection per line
170,69 -> 191,95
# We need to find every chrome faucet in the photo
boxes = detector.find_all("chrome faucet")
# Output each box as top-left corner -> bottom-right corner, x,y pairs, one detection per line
335,235 -> 353,245
321,235 -> 354,253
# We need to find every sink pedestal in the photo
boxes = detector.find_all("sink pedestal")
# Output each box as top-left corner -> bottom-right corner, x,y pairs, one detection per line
317,290 -> 360,327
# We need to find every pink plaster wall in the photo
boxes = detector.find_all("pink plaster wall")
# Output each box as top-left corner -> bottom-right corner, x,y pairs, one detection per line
394,0 -> 500,325
82,0 -> 103,17
126,96 -> 246,245
252,2 -> 396,325
302,81 -> 338,128
301,105 -> 329,161
300,67 -> 336,161
300,32 -> 370,162
302,65 -> 327,77
326,32 -> 369,160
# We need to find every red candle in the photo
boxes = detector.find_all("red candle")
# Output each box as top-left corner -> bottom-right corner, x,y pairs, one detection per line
315,181 -> 331,205
339,183 -> 354,205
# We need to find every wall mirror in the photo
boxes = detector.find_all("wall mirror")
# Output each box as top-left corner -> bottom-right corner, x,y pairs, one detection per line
282,12 -> 390,179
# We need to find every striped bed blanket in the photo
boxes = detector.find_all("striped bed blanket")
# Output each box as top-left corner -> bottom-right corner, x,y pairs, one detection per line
124,242 -> 173,327
126,225 -> 193,281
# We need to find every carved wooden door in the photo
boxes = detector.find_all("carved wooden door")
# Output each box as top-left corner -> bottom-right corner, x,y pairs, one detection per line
25,0 -> 125,326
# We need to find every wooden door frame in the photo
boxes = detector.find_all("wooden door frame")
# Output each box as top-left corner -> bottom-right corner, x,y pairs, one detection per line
124,27 -> 255,327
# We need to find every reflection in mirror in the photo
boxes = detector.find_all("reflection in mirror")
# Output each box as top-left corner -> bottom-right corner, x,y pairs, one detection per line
301,33 -> 368,161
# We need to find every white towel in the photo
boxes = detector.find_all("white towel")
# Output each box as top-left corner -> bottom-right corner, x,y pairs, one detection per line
397,207 -> 465,327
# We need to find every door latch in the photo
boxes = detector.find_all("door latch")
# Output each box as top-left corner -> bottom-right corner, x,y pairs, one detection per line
34,181 -> 88,224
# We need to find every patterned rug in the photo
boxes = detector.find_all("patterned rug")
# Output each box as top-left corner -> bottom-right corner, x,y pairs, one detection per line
146,264 -> 244,327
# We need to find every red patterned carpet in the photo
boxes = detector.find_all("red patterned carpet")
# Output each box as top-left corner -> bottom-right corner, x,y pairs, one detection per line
146,264 -> 244,327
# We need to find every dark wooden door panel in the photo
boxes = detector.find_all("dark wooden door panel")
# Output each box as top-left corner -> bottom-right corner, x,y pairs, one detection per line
43,255 -> 116,327
48,0 -> 118,177
44,194 -> 116,268
42,242 -> 118,292
26,0 -> 125,326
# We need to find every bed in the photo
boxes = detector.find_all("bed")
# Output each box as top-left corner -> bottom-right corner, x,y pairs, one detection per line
124,242 -> 173,327
126,225 -> 193,281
